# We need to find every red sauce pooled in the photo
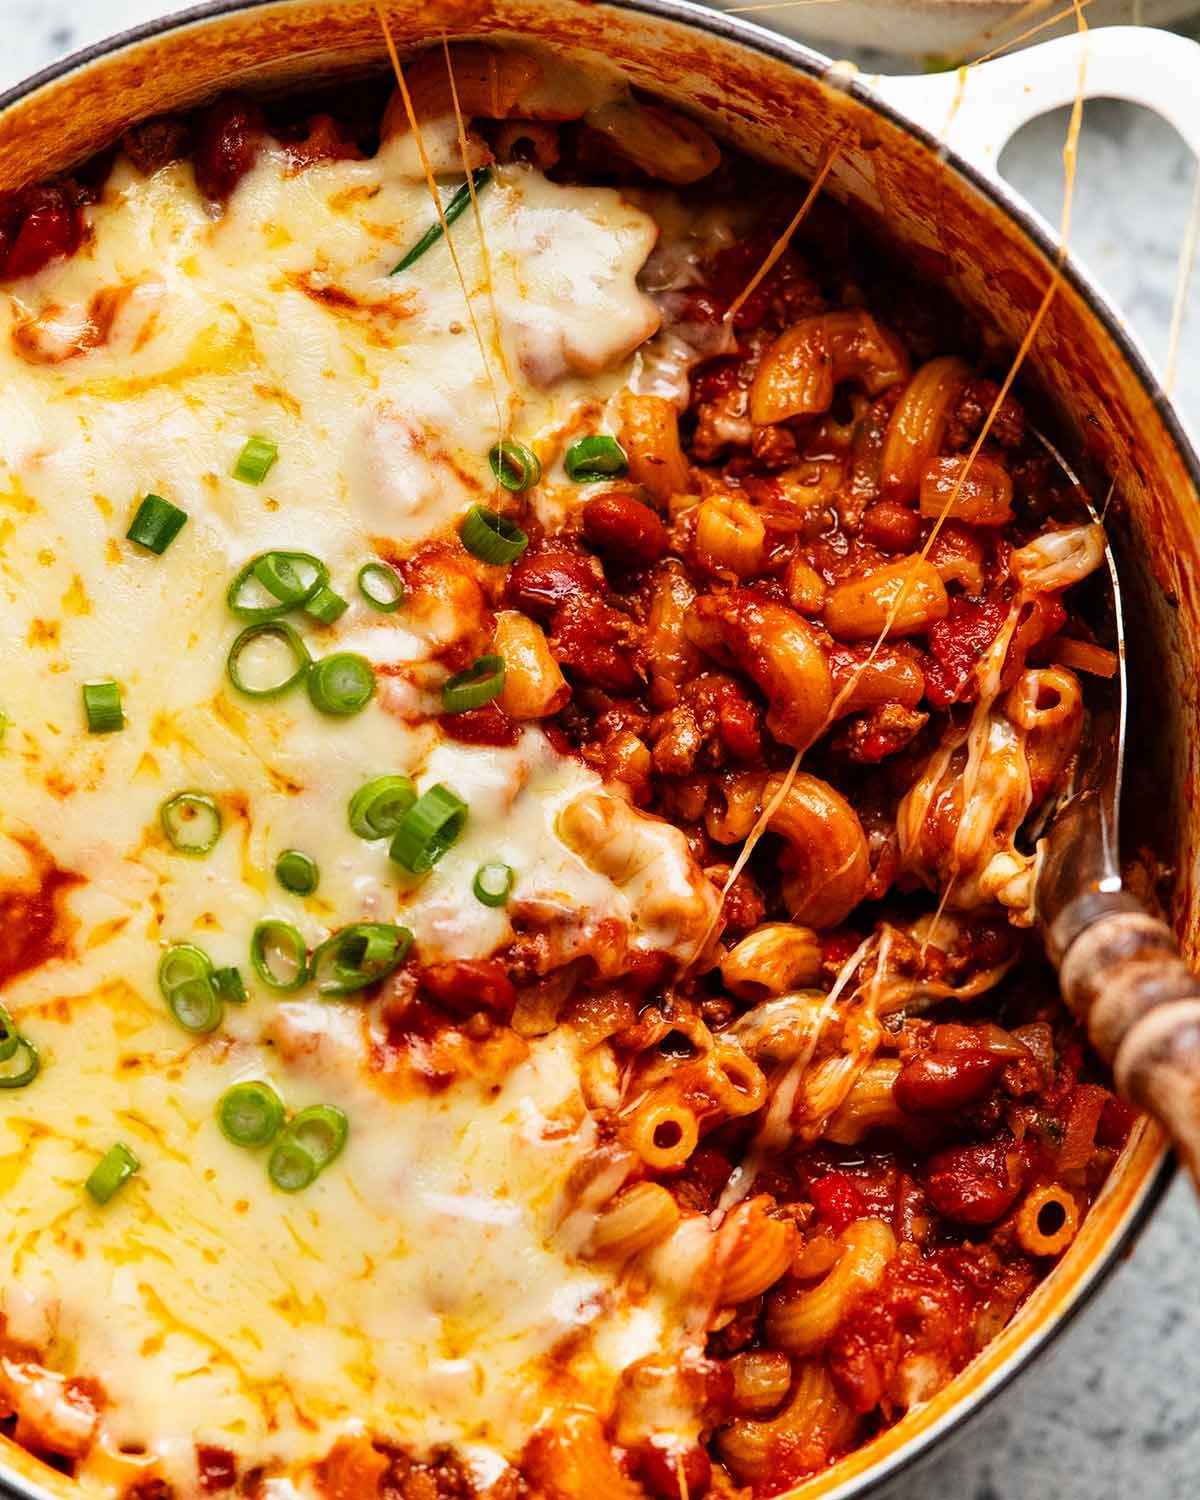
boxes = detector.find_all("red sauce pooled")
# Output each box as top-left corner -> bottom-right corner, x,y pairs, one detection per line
0,844 -> 80,985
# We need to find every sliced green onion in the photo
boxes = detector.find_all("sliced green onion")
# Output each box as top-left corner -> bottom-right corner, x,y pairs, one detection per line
83,680 -> 124,735
304,585 -> 348,625
127,494 -> 187,555
165,977 -> 222,1033
307,652 -> 375,717
459,506 -> 528,566
442,655 -> 506,714
390,166 -> 492,274
226,622 -> 311,699
0,1006 -> 40,1088
158,943 -> 211,988
250,919 -> 308,992
158,943 -> 223,1034
564,434 -> 628,483
489,440 -> 542,494
276,849 -> 319,896
0,1004 -> 20,1063
218,1081 -> 285,1147
227,552 -> 328,621
348,775 -> 417,840
253,551 -> 312,603
287,1105 -> 348,1169
473,861 -> 515,908
389,784 -> 468,875
311,922 -> 413,996
160,791 -> 222,857
0,1037 -> 40,1089
268,1135 -> 318,1193
357,562 -> 404,613
213,965 -> 247,1004
233,436 -> 279,485
0,709 -> 10,743
85,1143 -> 140,1205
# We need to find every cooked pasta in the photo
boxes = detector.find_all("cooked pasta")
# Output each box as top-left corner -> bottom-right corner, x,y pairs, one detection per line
0,34 -> 1137,1500
765,1220 -> 898,1354
1016,1184 -> 1082,1257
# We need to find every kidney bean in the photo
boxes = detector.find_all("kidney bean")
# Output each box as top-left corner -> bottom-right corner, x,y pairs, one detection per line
193,93 -> 266,201
281,113 -> 362,169
894,1048 -> 1004,1116
505,546 -> 606,617
583,491 -> 668,567
122,116 -> 191,175
549,596 -> 642,693
638,1441 -> 711,1499
861,498 -> 921,555
197,1446 -> 237,1492
417,959 -> 516,1020
2,185 -> 83,279
925,1137 -> 1025,1226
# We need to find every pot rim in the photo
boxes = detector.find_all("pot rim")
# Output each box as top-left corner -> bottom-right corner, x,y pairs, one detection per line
0,3 -> 1182,1498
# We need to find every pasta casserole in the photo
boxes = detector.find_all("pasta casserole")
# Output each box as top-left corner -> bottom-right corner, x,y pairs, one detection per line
0,38 -> 1135,1500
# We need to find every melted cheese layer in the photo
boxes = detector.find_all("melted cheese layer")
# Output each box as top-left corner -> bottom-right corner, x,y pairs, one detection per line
0,140 -> 705,1495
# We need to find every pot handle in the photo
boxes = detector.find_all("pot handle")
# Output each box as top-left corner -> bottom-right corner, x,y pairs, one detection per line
872,26 -> 1200,183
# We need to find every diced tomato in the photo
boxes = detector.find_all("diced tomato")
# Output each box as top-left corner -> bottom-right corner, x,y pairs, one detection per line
924,595 -> 1007,708
1,184 -> 83,278
809,1173 -> 869,1232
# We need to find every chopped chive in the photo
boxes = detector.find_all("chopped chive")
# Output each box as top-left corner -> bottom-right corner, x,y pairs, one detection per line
287,1105 -> 348,1169
226,621 -> 311,699
357,562 -> 404,613
389,784 -> 467,875
564,435 -> 627,483
0,1038 -> 38,1088
268,1135 -> 318,1193
250,919 -> 308,993
227,552 -> 328,621
304,585 -> 348,625
160,791 -> 222,857
442,655 -> 505,714
213,965 -> 247,1004
390,166 -> 492,274
0,1015 -> 39,1089
307,652 -> 375,717
233,436 -> 278,485
85,1143 -> 140,1205
276,849 -> 319,896
473,861 -> 515,908
458,506 -> 528,566
489,440 -> 541,494
310,922 -> 412,996
348,775 -> 417,840
217,1081 -> 285,1147
83,680 -> 124,734
127,494 -> 187,555
0,1005 -> 20,1063
158,943 -> 223,1033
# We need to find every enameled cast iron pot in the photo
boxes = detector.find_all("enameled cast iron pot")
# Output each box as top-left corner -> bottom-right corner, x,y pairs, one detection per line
1,5 -> 1199,1497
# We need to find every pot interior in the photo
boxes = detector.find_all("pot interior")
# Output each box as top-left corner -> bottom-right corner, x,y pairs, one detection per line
0,2 -> 1184,1496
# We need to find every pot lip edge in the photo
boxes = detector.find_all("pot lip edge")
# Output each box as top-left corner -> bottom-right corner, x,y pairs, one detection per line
3,0 -> 1196,493
0,1 -> 1185,1495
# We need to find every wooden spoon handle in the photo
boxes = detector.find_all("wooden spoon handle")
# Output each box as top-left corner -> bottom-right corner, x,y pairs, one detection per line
1060,910 -> 1200,1182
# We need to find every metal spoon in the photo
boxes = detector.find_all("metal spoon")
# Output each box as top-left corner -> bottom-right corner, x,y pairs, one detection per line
1034,433 -> 1200,1183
